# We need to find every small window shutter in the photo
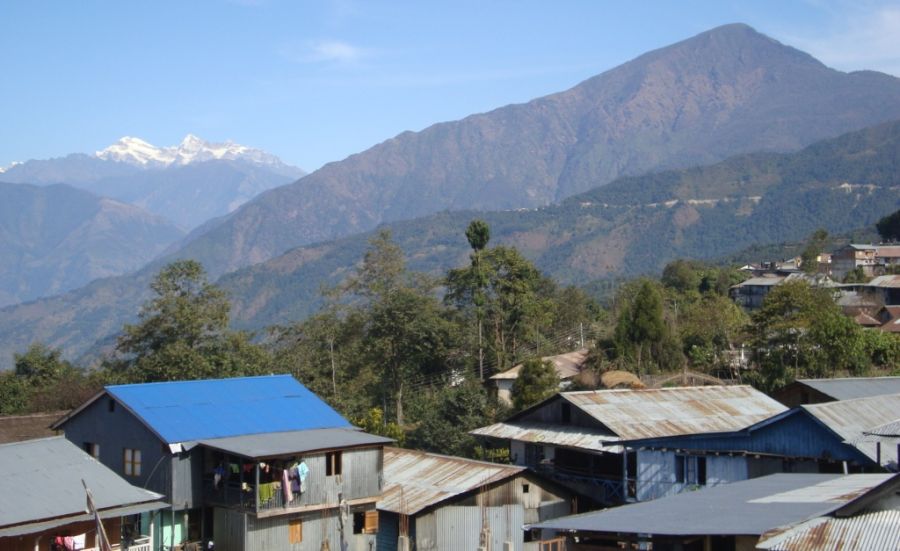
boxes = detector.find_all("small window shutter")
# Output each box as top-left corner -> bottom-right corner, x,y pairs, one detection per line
289,518 -> 303,543
364,510 -> 378,534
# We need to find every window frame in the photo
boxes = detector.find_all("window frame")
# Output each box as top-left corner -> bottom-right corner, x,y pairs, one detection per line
326,451 -> 342,477
123,448 -> 142,477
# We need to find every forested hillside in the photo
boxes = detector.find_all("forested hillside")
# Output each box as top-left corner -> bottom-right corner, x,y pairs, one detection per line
1,119 -> 898,369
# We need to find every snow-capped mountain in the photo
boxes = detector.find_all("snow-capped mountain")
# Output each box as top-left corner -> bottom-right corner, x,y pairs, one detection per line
0,161 -> 22,173
96,134 -> 290,170
1,135 -> 305,230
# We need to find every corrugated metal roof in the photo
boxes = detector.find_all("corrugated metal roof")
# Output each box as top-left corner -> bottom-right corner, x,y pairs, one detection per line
734,276 -> 786,287
756,509 -> 900,551
796,377 -> 900,401
876,246 -> 900,258
379,447 -> 525,515
528,473 -> 893,537
562,386 -> 787,440
66,374 -> 352,444
490,349 -> 589,380
0,411 -> 64,443
865,419 -> 900,437
0,437 -> 165,531
803,394 -> 900,467
469,422 -> 621,453
866,275 -> 900,288
195,428 -> 392,459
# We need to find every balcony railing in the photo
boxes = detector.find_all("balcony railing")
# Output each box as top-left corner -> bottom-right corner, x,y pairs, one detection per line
203,476 -> 314,513
84,535 -> 151,551
534,463 -> 632,504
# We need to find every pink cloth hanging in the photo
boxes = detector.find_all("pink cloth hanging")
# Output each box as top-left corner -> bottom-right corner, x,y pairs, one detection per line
282,468 -> 293,503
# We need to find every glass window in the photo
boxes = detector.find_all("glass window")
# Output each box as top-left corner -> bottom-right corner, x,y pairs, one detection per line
124,448 -> 142,477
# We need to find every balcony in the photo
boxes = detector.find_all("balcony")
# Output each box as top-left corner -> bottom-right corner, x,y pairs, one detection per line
84,535 -> 151,551
203,476 -> 325,515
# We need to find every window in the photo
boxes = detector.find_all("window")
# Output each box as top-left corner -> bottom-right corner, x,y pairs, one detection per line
675,455 -> 686,483
522,483 -> 530,494
353,511 -> 378,534
108,399 -> 116,413
697,456 -> 707,485
560,402 -> 571,423
540,538 -> 565,551
289,518 -> 303,544
326,451 -> 342,477
676,455 -> 706,486
124,448 -> 142,477
83,442 -> 100,459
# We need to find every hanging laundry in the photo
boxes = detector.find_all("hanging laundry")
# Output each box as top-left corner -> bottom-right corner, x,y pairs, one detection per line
258,481 -> 276,505
282,468 -> 293,503
299,460 -> 310,492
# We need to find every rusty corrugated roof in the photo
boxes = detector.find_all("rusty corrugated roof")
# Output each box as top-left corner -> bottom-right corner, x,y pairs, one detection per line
756,509 -> 900,551
378,447 -> 524,515
562,385 -> 787,441
490,349 -> 590,380
469,421 -> 621,452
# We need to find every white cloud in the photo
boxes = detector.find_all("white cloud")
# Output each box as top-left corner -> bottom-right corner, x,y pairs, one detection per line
784,4 -> 900,76
280,39 -> 371,65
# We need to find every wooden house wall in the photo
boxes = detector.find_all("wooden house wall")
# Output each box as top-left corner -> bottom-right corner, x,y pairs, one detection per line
60,393 -> 173,501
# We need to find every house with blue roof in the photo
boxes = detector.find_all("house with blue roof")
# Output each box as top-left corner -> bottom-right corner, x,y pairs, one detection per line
53,374 -> 392,551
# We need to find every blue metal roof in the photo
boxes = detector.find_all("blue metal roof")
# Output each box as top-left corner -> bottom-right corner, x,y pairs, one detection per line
106,374 -> 351,443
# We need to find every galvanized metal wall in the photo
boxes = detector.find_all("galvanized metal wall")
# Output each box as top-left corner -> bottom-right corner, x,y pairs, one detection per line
286,447 -> 382,508
404,474 -> 572,551
213,507 -> 246,551
634,410 -> 871,464
171,448 -> 204,508
244,508 -> 376,551
636,450 -> 749,501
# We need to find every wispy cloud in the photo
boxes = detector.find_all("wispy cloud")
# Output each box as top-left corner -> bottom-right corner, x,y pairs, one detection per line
279,39 -> 372,65
783,4 -> 900,76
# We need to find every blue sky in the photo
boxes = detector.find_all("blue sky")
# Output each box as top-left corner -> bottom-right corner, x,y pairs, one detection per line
2,1 -> 899,171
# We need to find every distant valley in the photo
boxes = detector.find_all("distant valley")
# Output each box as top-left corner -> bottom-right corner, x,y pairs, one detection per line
0,182 -> 184,306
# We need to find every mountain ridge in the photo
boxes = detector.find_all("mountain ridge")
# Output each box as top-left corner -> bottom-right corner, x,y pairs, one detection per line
2,118 -> 900,369
167,23 -> 900,276
0,181 -> 184,307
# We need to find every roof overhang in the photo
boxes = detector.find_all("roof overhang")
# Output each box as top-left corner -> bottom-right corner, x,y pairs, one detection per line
0,500 -> 168,538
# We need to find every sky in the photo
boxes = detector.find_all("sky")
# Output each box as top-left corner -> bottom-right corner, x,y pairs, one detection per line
2,1 -> 900,172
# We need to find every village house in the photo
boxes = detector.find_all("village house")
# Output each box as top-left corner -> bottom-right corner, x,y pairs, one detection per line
376,447 -> 573,551
51,375 -> 392,551
0,436 -> 165,551
617,393 -> 900,505
729,273 -> 835,310
528,472 -> 900,551
470,386 -> 787,505
489,349 -> 590,406
772,376 -> 900,407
